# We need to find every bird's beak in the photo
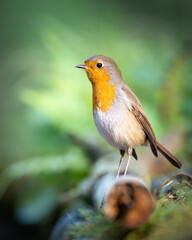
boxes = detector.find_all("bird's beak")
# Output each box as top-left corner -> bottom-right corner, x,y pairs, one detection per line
75,64 -> 88,69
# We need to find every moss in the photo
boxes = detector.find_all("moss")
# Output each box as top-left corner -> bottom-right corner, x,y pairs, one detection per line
67,209 -> 126,240
128,185 -> 192,240
66,184 -> 192,240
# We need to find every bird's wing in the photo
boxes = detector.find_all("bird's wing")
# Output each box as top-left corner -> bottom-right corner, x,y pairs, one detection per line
132,106 -> 158,156
132,148 -> 138,160
122,85 -> 158,157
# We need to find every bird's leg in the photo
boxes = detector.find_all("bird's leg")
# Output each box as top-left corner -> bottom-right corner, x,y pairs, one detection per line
116,150 -> 125,179
124,148 -> 132,176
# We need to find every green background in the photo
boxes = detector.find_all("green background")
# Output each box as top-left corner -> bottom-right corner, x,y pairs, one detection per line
0,0 -> 191,239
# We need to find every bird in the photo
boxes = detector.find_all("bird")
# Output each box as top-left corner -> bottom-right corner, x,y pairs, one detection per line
75,55 -> 182,178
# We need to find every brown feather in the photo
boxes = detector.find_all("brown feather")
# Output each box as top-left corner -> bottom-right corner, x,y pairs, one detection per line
156,140 -> 182,168
132,107 -> 158,157
122,85 -> 158,157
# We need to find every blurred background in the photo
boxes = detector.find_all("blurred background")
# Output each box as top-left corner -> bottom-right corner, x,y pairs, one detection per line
0,0 -> 192,239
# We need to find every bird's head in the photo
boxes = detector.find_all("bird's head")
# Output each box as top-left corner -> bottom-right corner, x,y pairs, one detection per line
75,55 -> 122,85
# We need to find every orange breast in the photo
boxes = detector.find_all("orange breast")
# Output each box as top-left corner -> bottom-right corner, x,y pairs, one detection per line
92,80 -> 116,112
85,62 -> 117,112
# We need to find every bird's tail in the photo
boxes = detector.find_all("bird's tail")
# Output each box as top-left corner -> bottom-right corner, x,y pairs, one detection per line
156,140 -> 182,169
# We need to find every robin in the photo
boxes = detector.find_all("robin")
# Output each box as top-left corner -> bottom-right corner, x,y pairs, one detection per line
76,55 -> 182,178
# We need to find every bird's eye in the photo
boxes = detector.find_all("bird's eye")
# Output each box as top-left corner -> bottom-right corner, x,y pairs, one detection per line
96,63 -> 103,68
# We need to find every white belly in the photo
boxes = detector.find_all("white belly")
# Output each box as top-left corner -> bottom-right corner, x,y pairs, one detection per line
93,102 -> 146,150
